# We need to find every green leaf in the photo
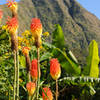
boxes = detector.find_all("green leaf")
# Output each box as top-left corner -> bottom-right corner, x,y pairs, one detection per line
40,52 -> 52,62
52,24 -> 65,50
43,42 -> 81,75
83,40 -> 99,77
19,55 -> 26,68
0,29 -> 10,44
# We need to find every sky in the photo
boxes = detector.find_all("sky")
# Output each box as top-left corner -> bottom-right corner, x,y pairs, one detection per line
77,0 -> 100,19
0,0 -> 20,5
0,0 -> 100,19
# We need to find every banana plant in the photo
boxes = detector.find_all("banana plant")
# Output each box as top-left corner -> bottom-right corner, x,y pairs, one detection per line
83,40 -> 99,78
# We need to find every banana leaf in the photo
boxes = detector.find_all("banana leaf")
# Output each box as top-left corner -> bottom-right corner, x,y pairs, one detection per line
83,40 -> 99,78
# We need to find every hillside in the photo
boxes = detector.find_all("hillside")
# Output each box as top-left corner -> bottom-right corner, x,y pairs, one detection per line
1,0 -> 100,65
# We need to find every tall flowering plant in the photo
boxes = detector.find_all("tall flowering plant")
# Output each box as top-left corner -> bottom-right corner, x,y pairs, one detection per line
50,58 -> 61,100
30,18 -> 42,99
22,47 -> 31,81
6,0 -> 19,100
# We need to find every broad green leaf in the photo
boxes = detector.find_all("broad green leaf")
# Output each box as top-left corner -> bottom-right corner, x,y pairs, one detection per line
83,40 -> 99,77
52,24 -> 65,50
0,29 -> 10,44
19,55 -> 26,68
40,52 -> 52,62
43,42 -> 81,75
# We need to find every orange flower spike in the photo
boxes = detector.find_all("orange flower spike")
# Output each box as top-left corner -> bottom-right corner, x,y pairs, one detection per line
30,59 -> 38,80
30,18 -> 42,47
50,58 -> 61,80
0,10 -> 3,19
42,87 -> 53,100
26,82 -> 36,96
6,17 -> 18,34
30,18 -> 42,38
7,0 -> 18,13
22,47 -> 30,56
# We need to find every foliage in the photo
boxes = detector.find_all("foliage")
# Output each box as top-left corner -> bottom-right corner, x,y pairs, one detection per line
83,40 -> 99,77
0,22 -> 100,100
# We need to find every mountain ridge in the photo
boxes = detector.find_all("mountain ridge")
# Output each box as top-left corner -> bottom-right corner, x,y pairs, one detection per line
1,0 -> 100,65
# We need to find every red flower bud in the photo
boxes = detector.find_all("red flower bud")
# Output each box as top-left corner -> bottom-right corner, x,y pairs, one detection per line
26,82 -> 36,96
0,10 -> 3,19
42,87 -> 53,100
30,59 -> 41,80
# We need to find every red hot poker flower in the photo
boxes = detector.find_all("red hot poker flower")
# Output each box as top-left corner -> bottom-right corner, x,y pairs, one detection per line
0,10 -> 3,19
30,18 -> 42,47
7,0 -> 17,13
6,17 -> 18,34
50,58 -> 61,80
22,47 -> 30,56
42,87 -> 53,100
30,59 -> 41,80
26,82 -> 36,96
30,18 -> 42,38
30,59 -> 38,80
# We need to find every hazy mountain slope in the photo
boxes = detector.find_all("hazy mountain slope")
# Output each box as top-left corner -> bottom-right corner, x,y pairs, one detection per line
1,0 -> 100,65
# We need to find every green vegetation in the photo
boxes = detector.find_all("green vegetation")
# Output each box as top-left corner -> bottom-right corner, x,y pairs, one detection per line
0,23 -> 100,100
0,0 -> 100,100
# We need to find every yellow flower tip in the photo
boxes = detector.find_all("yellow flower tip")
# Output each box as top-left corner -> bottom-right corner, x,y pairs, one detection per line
7,0 -> 18,13
19,78 -> 23,83
18,36 -> 22,42
22,47 -> 30,56
43,32 -> 49,37
40,46 -> 43,49
2,25 -> 8,30
18,46 -> 21,50
21,30 -> 31,37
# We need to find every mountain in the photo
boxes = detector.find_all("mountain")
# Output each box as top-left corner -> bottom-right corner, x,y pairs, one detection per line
1,0 -> 100,65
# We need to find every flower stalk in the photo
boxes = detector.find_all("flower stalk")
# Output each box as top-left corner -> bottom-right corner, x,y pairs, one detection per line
14,50 -> 17,100
56,79 -> 58,100
50,58 -> 61,100
36,47 -> 40,99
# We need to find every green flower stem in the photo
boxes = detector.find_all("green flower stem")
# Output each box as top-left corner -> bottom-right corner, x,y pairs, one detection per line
16,50 -> 19,100
56,79 -> 58,100
36,47 -> 40,100
14,50 -> 17,100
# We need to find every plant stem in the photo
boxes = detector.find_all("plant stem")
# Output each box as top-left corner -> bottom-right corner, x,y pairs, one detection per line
56,79 -> 58,100
14,50 -> 17,100
36,47 -> 40,100
16,50 -> 19,100
28,72 -> 31,100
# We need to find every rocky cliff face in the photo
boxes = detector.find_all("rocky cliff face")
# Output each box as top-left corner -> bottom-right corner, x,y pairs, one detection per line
1,0 -> 100,65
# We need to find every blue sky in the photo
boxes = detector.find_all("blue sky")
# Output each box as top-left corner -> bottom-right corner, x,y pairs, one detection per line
0,0 -> 20,5
0,0 -> 100,19
77,0 -> 100,19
